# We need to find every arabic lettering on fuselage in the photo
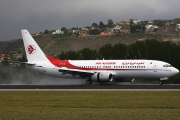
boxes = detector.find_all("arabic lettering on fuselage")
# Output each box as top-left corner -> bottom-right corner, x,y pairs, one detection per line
122,62 -> 145,65
95,62 -> 116,65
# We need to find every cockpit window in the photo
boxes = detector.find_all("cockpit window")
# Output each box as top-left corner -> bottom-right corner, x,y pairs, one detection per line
163,64 -> 172,67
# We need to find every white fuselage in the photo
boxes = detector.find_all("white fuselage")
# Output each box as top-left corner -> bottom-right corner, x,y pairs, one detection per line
26,59 -> 179,80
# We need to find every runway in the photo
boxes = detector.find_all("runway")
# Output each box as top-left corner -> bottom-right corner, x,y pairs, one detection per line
0,85 -> 180,90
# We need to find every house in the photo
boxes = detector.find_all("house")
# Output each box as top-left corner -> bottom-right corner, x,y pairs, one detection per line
99,31 -> 114,36
0,54 -> 11,63
0,54 -> 3,62
79,30 -> 88,37
120,29 -> 130,34
0,54 -> 6,61
175,24 -> 180,31
165,20 -> 173,26
73,29 -> 80,34
112,25 -> 121,31
119,20 -> 130,25
82,28 -> 89,31
52,29 -> 64,34
133,19 -> 141,24
13,53 -> 23,60
148,21 -> 154,25
31,32 -> 40,37
145,25 -> 158,32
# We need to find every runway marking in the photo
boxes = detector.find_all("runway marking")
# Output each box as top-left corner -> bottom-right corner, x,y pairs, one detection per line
0,89 -> 180,91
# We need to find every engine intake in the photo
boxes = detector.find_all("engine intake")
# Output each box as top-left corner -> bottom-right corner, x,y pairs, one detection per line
91,72 -> 113,82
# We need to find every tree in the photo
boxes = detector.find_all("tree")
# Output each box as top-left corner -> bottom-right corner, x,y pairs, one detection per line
153,20 -> 165,27
129,19 -> 134,25
99,44 -> 113,59
44,30 -> 49,34
80,48 -> 97,60
112,43 -> 127,59
58,52 -> 68,60
130,24 -> 144,33
61,27 -> 67,31
18,53 -> 27,68
108,19 -> 114,28
66,51 -> 80,60
89,28 -> 100,35
92,23 -> 98,27
61,27 -> 68,35
99,21 -> 105,28
59,51 -> 80,60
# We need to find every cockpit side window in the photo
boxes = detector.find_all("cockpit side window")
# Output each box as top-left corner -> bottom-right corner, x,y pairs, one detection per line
163,64 -> 172,67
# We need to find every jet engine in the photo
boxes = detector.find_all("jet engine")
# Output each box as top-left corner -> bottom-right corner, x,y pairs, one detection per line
91,72 -> 113,82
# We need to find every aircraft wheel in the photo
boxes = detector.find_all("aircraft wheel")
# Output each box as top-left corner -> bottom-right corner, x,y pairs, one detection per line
159,81 -> 163,85
86,80 -> 93,85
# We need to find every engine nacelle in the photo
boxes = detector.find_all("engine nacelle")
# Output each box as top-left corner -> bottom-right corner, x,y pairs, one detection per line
160,77 -> 168,80
91,72 -> 113,82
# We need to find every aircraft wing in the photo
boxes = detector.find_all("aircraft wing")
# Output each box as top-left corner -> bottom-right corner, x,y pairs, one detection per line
58,67 -> 94,78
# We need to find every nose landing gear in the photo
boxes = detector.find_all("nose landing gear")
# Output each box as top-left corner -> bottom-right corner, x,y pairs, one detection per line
159,77 -> 168,85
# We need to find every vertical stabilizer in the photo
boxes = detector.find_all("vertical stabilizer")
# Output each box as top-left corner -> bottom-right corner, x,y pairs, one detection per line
21,29 -> 49,62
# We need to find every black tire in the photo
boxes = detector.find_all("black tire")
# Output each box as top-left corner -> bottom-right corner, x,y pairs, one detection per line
159,81 -> 163,85
86,80 -> 93,85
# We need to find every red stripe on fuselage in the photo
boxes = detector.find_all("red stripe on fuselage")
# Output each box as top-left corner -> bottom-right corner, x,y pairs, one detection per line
46,56 -> 99,70
46,56 -> 72,67
46,56 -> 159,71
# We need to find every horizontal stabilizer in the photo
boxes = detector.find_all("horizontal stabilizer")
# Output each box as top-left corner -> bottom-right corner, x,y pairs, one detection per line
12,61 -> 35,65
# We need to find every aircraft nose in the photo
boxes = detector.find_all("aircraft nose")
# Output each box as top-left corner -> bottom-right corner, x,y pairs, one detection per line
172,68 -> 179,75
176,68 -> 179,74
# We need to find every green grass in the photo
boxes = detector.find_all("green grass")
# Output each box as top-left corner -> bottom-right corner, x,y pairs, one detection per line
0,91 -> 180,120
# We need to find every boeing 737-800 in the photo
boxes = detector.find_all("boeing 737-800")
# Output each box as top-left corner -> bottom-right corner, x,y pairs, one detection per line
21,30 -> 179,85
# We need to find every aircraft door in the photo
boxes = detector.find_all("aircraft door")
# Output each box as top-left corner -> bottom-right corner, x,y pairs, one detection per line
153,63 -> 158,72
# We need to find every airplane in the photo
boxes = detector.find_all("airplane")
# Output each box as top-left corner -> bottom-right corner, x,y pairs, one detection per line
21,29 -> 179,85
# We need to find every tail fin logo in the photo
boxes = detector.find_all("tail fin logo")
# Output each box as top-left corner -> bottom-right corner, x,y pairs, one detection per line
27,45 -> 36,54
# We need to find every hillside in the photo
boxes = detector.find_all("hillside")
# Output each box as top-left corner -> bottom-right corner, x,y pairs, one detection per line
1,34 -> 138,55
1,31 -> 180,56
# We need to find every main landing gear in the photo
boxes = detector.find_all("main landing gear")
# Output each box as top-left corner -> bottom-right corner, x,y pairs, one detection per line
86,80 -> 93,85
159,81 -> 163,85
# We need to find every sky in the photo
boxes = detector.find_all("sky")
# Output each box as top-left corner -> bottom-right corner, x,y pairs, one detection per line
0,0 -> 180,41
